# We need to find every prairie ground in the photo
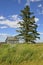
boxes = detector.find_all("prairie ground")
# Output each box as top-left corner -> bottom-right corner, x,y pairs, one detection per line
0,43 -> 43,65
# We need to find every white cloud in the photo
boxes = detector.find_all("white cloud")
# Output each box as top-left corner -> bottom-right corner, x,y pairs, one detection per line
0,26 -> 8,29
0,33 -> 10,36
0,33 -> 11,42
39,32 -> 43,34
0,15 -> 22,28
0,19 -> 20,28
0,33 -> 17,37
37,4 -> 43,15
0,16 -> 5,20
35,18 -> 39,22
0,34 -> 7,42
25,0 -> 30,6
0,15 -> 39,29
30,0 -> 41,2
0,33 -> 16,42
25,0 -> 41,6
38,4 -> 42,7
10,15 -> 21,21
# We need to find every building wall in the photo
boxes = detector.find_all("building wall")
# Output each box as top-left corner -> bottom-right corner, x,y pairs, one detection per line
5,37 -> 19,44
7,40 -> 18,44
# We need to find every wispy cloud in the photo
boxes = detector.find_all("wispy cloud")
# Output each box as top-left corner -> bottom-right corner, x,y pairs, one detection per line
37,9 -> 43,15
30,0 -> 41,2
37,3 -> 43,15
25,0 -> 41,6
0,32 -> 16,37
25,0 -> 30,6
35,17 -> 39,22
0,16 -> 5,20
39,32 -> 43,35
0,33 -> 13,42
0,15 -> 22,29
18,0 -> 21,4
38,4 -> 42,7
0,26 -> 8,29
0,15 -> 39,29
0,33 -> 17,42
9,15 -> 20,21
0,33 -> 10,36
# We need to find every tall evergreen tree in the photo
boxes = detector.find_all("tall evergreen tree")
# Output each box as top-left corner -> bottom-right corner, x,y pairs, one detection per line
17,6 -> 40,43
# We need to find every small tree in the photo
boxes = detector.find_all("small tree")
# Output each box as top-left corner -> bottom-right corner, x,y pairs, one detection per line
17,6 -> 40,43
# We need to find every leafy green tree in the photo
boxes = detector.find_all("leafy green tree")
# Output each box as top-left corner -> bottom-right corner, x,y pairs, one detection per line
17,6 -> 40,43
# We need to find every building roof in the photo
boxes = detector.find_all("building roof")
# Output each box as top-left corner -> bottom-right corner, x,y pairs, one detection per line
6,36 -> 18,41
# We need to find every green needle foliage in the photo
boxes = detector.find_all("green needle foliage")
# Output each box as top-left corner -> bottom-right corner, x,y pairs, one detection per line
17,6 -> 40,43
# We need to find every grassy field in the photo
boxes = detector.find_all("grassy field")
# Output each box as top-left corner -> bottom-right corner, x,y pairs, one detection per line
0,43 -> 43,65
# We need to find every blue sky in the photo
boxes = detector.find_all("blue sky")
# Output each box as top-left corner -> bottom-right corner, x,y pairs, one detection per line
0,0 -> 43,42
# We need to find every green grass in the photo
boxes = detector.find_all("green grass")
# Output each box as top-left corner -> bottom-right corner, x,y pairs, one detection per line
0,43 -> 43,65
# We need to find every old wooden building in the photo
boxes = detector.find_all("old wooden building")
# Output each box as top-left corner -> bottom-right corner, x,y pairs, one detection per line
5,36 -> 19,44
